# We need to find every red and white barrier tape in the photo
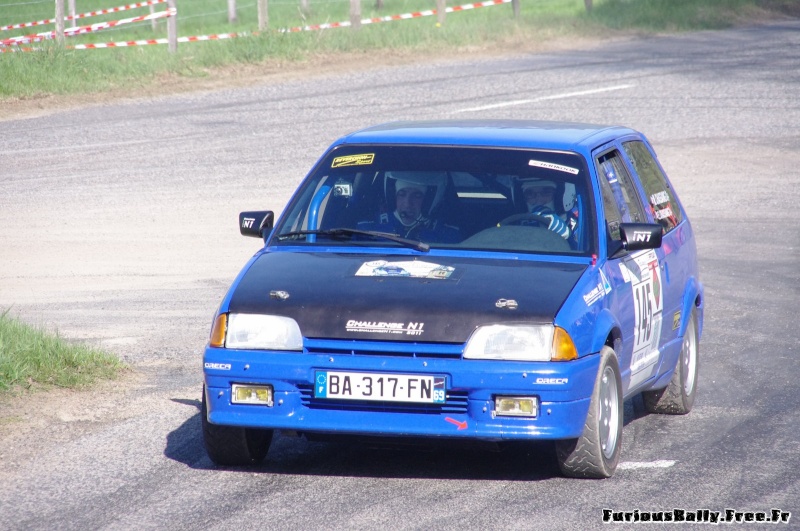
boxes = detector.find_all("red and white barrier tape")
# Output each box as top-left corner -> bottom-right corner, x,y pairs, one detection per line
69,32 -> 242,49
0,46 -> 33,53
0,8 -> 175,47
1,32 -> 243,51
283,0 -> 510,33
3,0 -> 509,51
0,0 -> 167,32
449,0 -> 511,12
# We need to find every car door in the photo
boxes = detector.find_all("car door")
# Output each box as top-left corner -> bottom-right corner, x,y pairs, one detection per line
595,145 -> 665,395
619,138 -> 689,376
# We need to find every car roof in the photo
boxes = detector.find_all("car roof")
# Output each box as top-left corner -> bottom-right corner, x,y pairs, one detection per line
336,120 -> 638,152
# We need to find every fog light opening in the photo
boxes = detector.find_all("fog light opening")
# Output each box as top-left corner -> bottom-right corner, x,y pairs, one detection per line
495,396 -> 538,417
231,384 -> 274,406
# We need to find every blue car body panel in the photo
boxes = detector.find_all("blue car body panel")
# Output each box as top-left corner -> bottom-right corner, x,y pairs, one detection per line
203,120 -> 703,444
204,346 -> 600,440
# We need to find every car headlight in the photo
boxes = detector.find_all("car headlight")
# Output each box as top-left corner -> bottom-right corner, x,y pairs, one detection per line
463,324 -> 577,361
213,313 -> 303,351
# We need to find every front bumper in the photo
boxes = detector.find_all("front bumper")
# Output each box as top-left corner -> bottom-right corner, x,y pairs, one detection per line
203,347 -> 601,441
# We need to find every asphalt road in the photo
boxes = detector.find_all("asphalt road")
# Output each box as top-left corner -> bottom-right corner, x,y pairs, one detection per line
1,20 -> 799,530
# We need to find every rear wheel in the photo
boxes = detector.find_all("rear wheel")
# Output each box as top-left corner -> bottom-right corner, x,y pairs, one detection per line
201,387 -> 273,466
555,346 -> 623,478
643,308 -> 699,415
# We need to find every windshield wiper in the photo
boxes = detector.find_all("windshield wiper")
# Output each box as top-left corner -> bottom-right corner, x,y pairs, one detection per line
276,228 -> 430,252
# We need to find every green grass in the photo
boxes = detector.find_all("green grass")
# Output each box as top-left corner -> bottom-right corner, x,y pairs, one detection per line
588,0 -> 798,31
0,310 -> 126,394
0,0 -> 795,99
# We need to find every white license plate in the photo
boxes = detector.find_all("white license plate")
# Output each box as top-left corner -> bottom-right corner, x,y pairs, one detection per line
314,371 -> 446,404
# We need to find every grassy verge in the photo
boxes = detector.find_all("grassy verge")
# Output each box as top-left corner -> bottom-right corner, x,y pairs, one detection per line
0,0 -> 797,100
0,310 -> 126,394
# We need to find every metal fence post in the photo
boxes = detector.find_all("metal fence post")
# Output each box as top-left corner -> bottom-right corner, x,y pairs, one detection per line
512,0 -> 520,19
54,0 -> 65,44
168,0 -> 177,53
68,0 -> 76,29
436,0 -> 446,26
350,0 -> 361,30
258,0 -> 268,30
150,2 -> 158,31
228,0 -> 238,23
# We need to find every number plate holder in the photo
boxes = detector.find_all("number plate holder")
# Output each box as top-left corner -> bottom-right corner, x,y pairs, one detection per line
314,371 -> 446,404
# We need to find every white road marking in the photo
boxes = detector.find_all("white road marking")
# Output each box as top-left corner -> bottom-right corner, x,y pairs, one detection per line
453,84 -> 636,113
618,460 -> 676,470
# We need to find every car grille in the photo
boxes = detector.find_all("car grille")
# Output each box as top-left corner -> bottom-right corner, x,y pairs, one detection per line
297,384 -> 469,414
304,338 -> 463,359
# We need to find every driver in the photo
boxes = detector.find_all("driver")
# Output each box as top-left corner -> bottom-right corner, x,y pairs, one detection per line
522,179 -> 571,240
358,171 -> 460,243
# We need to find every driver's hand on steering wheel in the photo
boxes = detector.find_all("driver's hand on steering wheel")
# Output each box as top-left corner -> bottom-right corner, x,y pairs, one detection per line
533,209 -> 571,239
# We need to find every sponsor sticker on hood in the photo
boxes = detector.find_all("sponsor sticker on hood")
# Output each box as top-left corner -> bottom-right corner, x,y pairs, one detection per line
346,320 -> 425,337
355,260 -> 455,279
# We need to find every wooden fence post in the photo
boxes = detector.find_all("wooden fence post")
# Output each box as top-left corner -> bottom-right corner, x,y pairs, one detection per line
54,0 -> 65,44
228,0 -> 238,23
167,0 -> 177,53
436,0 -> 446,26
258,0 -> 268,30
584,0 -> 593,12
350,0 -> 361,30
512,0 -> 519,19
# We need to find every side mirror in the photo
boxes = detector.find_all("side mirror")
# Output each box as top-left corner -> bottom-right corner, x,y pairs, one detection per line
619,223 -> 662,251
239,211 -> 274,239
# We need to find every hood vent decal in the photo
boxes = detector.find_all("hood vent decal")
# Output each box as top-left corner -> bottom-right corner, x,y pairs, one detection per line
270,290 -> 290,301
495,299 -> 519,310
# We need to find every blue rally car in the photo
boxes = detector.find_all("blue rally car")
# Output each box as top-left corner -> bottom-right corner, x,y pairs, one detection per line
202,120 -> 704,478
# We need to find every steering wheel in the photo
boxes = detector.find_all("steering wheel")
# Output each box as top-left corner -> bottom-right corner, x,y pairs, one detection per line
497,213 -> 551,227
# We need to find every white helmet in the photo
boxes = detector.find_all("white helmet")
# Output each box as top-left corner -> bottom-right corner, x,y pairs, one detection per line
518,178 -> 575,212
385,171 -> 448,216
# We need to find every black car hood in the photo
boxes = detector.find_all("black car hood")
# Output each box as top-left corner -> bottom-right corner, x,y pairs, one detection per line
227,251 -> 586,343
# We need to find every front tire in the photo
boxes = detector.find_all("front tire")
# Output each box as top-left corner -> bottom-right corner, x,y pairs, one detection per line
555,346 -> 623,478
201,386 -> 273,466
642,308 -> 699,415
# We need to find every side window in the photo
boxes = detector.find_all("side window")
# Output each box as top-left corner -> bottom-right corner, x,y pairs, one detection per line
622,140 -> 683,233
596,150 -> 646,241
599,173 -> 623,241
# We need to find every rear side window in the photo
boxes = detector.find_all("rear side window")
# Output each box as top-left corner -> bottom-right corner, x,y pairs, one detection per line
622,140 -> 683,233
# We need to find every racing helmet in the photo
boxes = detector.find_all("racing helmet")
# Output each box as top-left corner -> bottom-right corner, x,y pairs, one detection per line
520,179 -> 558,211
384,171 -> 448,217
518,178 -> 576,213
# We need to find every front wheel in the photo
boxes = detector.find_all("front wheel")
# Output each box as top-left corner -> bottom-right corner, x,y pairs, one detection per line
642,308 -> 699,415
201,386 -> 273,466
555,346 -> 623,478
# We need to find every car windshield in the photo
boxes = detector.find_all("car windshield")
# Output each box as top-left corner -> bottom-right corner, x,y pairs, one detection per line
273,145 -> 597,256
